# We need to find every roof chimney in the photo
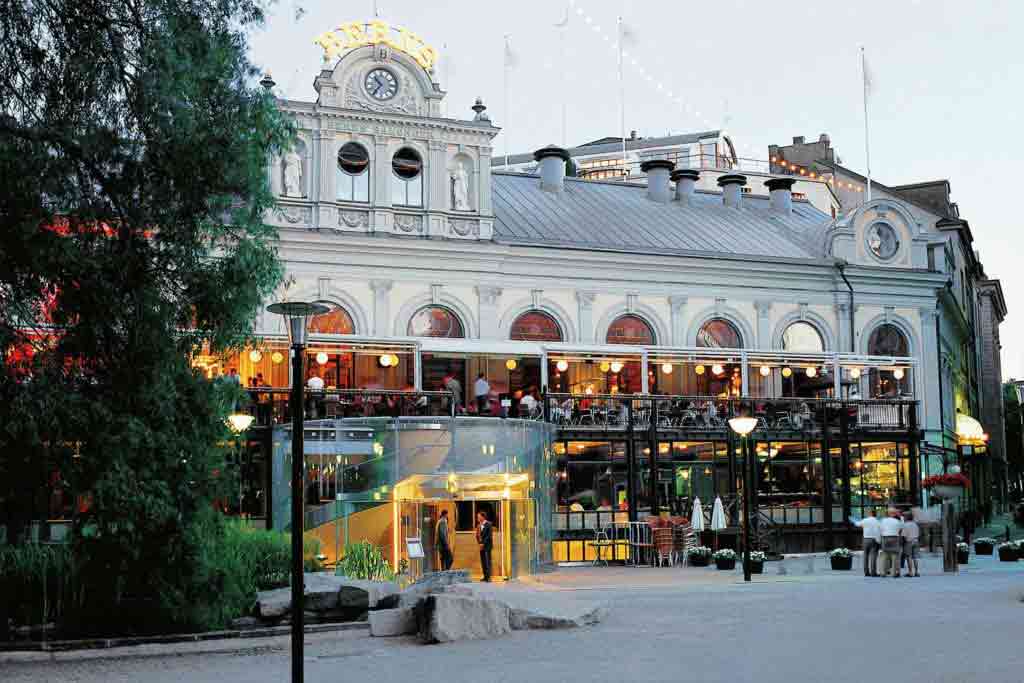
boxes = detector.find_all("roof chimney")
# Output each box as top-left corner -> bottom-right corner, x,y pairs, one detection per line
640,159 -> 675,203
671,169 -> 700,205
793,135 -> 805,145
765,177 -> 796,215
533,145 -> 570,193
717,174 -> 747,208
630,130 -> 638,140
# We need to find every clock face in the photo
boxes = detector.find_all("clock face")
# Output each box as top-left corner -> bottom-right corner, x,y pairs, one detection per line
364,68 -> 398,101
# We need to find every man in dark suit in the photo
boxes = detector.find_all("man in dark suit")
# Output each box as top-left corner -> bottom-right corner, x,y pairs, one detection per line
435,509 -> 453,571
476,510 -> 493,582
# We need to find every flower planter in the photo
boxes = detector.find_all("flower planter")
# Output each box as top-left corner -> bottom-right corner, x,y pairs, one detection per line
974,542 -> 995,556
930,484 -> 964,500
715,558 -> 736,571
688,556 -> 710,567
750,560 -> 764,575
830,556 -> 853,571
998,547 -> 1018,562
957,550 -> 970,565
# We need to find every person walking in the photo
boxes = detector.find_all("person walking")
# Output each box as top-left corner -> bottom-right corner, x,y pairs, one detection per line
879,508 -> 905,578
473,372 -> 491,415
435,509 -> 454,571
901,510 -> 921,577
854,509 -> 882,577
442,374 -> 463,414
476,510 -> 493,582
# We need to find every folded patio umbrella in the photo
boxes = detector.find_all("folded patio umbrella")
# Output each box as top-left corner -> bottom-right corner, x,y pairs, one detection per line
691,497 -> 705,534
711,496 -> 727,550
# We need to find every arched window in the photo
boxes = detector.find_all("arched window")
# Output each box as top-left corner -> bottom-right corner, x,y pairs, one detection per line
782,321 -> 824,352
510,311 -> 563,342
868,324 -> 911,397
337,142 -> 369,202
697,318 -> 742,349
308,304 -> 355,335
392,147 -> 423,207
407,306 -> 464,338
606,314 -> 655,345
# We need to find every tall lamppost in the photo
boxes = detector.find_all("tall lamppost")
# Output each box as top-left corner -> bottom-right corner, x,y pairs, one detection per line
266,300 -> 329,683
729,416 -> 758,582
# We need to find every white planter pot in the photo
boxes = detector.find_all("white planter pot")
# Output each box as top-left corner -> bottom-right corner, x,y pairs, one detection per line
931,484 -> 964,501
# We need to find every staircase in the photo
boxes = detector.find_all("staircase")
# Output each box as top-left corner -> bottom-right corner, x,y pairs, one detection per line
754,510 -> 784,560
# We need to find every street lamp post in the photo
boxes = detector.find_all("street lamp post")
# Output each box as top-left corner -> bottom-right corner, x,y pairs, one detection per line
266,300 -> 329,683
226,413 -> 256,515
729,416 -> 758,583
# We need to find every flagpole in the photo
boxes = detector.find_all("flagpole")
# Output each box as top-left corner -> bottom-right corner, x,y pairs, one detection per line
504,34 -> 511,168
617,16 -> 626,179
559,11 -> 568,147
861,46 -> 872,202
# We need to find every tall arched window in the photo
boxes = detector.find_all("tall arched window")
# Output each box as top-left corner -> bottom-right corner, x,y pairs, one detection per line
697,318 -> 742,348
337,142 -> 370,202
510,311 -> 563,342
868,324 -> 911,397
782,321 -> 824,352
308,304 -> 355,335
606,314 -> 655,345
392,147 -> 423,207
407,306 -> 464,338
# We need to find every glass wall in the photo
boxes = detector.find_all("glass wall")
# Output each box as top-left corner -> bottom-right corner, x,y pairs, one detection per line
849,441 -> 912,515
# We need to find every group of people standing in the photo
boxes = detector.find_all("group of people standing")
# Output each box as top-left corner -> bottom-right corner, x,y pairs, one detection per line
434,508 -> 494,582
856,508 -> 921,578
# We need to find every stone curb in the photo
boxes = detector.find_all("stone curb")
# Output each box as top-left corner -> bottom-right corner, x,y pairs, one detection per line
0,621 -> 368,654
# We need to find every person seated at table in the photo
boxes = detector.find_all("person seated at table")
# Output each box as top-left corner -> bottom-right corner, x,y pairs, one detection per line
597,498 -> 613,511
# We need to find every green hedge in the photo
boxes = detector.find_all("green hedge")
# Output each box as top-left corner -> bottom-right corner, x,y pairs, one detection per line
0,516 -> 322,637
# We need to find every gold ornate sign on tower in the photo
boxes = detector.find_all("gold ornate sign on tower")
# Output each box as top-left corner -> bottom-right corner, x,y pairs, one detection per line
315,20 -> 438,70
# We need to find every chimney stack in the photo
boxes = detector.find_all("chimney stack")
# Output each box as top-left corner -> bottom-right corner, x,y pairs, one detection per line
765,177 -> 796,214
717,174 -> 747,208
640,159 -> 675,203
533,145 -> 570,193
671,169 -> 700,204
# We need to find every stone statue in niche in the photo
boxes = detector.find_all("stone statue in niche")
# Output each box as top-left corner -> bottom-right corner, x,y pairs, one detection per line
451,162 -> 470,211
283,149 -> 304,197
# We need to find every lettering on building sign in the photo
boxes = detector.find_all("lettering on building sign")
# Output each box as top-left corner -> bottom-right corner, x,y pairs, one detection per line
315,20 -> 439,70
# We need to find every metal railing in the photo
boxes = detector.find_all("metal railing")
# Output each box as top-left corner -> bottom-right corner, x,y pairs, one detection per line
542,392 -> 918,436
240,388 -> 455,426
574,153 -> 773,181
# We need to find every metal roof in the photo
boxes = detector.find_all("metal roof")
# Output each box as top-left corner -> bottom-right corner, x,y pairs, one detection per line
491,172 -> 833,260
493,130 -> 720,167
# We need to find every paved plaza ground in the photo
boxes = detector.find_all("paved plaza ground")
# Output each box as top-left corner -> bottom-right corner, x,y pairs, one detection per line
5,552 -> 1023,683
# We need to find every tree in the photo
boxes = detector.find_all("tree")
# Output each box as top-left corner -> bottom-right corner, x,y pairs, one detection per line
0,0 -> 291,633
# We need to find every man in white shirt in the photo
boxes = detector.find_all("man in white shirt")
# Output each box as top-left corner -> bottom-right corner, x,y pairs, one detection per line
854,509 -> 882,577
901,511 -> 921,577
473,373 -> 491,415
879,508 -> 905,577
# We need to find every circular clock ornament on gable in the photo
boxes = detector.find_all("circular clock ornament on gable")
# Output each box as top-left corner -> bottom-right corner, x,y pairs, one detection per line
866,222 -> 900,261
364,68 -> 398,101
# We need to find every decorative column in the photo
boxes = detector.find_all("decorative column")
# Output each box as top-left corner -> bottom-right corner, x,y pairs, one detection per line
316,130 -> 333,203
668,296 -> 688,346
754,301 -> 773,349
369,280 -> 393,337
918,306 -> 941,435
428,139 -> 447,212
576,291 -> 597,343
834,302 -> 851,352
475,285 -> 502,340
478,147 -> 494,215
374,138 -> 392,207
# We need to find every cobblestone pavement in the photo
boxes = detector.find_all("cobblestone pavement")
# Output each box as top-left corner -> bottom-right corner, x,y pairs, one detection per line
5,553 -> 1023,683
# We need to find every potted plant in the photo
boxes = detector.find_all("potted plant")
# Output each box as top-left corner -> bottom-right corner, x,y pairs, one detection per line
956,542 -> 970,564
997,542 -> 1018,562
922,473 -> 971,501
686,546 -> 712,567
974,537 -> 997,556
712,548 -> 737,570
749,550 -> 766,574
829,547 -> 854,571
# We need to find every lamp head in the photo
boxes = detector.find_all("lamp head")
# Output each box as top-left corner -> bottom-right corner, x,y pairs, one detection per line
265,301 -> 330,346
226,413 -> 255,433
728,416 -> 758,437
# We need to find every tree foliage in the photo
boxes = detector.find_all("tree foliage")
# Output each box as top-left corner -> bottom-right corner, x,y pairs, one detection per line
0,0 -> 291,633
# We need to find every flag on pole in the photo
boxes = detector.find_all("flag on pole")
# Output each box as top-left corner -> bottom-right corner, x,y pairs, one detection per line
616,17 -> 637,177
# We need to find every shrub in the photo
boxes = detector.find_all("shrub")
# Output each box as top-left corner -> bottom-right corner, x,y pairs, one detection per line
829,547 -> 853,558
336,541 -> 394,581
749,551 -> 767,562
686,546 -> 712,559
0,543 -> 78,632
974,537 -> 997,545
712,549 -> 737,561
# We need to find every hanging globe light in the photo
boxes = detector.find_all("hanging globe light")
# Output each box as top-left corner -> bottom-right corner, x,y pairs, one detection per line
316,351 -> 328,365
556,359 -> 569,372
695,364 -> 706,375
759,365 -> 771,377
711,363 -> 724,376
505,358 -> 517,370
379,353 -> 393,367
248,349 -> 263,363
893,368 -> 905,380
610,361 -> 624,373
806,366 -> 817,378
782,367 -> 793,378
389,354 -> 400,367
599,361 -> 610,373
850,367 -> 862,379
271,351 -> 284,364
661,362 -> 673,374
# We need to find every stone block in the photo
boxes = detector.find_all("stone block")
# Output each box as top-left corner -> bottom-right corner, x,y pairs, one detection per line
336,579 -> 399,610
399,569 -> 471,608
508,603 -> 607,630
256,587 -> 291,619
418,594 -> 511,644
369,608 -> 417,637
